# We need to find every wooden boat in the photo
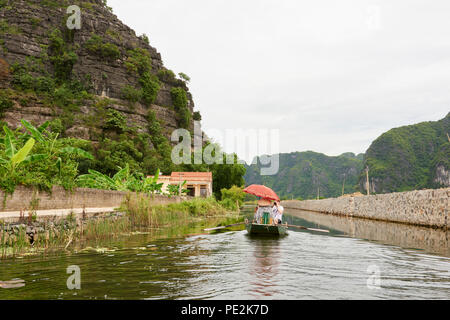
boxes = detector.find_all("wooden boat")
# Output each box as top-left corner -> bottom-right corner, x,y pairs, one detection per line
245,221 -> 288,236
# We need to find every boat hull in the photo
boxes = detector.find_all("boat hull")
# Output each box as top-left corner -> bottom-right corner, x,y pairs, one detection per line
245,223 -> 288,236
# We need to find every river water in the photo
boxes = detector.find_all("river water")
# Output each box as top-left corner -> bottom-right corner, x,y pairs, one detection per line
0,209 -> 449,300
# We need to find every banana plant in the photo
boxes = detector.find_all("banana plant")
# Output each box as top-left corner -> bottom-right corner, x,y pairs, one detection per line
77,164 -> 132,191
0,121 -> 50,146
77,165 -> 165,193
0,126 -> 37,174
19,119 -> 93,175
121,168 -> 163,193
141,169 -> 164,194
167,180 -> 188,196
77,171 -> 108,189
76,169 -> 118,190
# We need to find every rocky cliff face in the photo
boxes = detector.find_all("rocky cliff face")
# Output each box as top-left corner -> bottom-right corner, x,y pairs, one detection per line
359,113 -> 450,193
0,0 -> 195,143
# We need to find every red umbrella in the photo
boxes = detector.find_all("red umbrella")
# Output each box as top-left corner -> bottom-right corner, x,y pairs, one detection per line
243,184 -> 280,201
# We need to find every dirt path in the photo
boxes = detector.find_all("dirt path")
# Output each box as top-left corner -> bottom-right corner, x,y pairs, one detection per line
0,207 -> 118,222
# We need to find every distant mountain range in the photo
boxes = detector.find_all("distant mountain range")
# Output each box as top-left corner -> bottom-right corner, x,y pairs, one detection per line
245,151 -> 364,199
244,113 -> 450,199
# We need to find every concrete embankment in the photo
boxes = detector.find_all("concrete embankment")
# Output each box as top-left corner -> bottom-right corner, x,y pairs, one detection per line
0,186 -> 182,213
0,186 -> 186,224
282,188 -> 449,228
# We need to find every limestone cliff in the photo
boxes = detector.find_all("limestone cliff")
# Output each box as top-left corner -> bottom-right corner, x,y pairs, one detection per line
359,113 -> 450,193
0,0 -> 195,142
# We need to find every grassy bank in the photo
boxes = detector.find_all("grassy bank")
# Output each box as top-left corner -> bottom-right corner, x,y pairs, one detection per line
0,197 -> 243,258
125,195 -> 229,227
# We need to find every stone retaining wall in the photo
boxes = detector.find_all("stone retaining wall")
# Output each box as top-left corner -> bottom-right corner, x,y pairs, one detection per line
0,186 -> 184,212
282,188 -> 449,228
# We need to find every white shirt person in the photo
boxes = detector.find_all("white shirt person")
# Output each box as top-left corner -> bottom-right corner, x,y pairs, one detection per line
271,204 -> 278,219
273,202 -> 284,224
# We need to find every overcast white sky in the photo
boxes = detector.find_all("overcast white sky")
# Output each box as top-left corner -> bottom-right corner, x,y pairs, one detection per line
109,0 -> 450,163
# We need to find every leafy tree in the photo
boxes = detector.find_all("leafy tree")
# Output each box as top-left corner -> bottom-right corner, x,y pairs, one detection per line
210,155 -> 246,199
178,72 -> 191,83
179,144 -> 246,199
140,33 -> 150,45
219,186 -> 245,210
193,111 -> 202,121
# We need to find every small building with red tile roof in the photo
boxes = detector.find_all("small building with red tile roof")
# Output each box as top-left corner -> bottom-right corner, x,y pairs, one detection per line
149,172 -> 213,197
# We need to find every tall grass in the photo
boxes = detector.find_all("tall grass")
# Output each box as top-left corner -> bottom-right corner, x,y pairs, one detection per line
125,195 -> 228,228
82,217 -> 131,241
0,222 -> 76,258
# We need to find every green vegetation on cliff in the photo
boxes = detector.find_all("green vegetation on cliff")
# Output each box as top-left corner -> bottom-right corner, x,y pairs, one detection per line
360,113 -> 450,193
245,151 -> 364,200
84,34 -> 120,60
170,87 -> 191,129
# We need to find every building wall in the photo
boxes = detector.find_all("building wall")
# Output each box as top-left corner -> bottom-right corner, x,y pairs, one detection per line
0,186 -> 184,212
151,175 -> 213,197
282,188 -> 449,228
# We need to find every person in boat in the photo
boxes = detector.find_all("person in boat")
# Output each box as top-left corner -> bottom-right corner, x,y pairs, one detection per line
271,202 -> 278,221
254,204 -> 266,222
273,201 -> 284,224
254,205 -> 260,222
255,199 -> 272,224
